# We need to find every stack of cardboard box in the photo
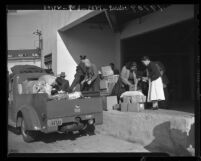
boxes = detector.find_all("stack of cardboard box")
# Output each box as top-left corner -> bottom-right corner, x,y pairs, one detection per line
119,95 -> 146,112
102,95 -> 118,111
99,66 -> 119,111
100,66 -> 119,96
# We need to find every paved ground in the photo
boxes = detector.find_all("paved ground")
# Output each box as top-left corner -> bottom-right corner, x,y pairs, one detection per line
8,126 -> 149,153
8,105 -> 194,154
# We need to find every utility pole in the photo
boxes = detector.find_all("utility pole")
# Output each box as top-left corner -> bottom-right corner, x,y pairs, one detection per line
33,29 -> 42,67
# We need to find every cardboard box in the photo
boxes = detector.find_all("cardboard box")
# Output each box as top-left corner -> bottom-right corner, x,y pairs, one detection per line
127,103 -> 145,112
120,103 -> 128,112
101,96 -> 107,111
130,95 -> 147,103
129,85 -> 137,91
139,103 -> 145,111
100,79 -> 108,90
101,66 -> 114,77
123,96 -> 131,104
113,104 -> 120,111
127,103 -> 140,112
104,75 -> 119,83
106,96 -> 118,111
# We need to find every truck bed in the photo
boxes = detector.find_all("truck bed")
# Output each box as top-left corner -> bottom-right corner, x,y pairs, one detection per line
46,97 -> 103,119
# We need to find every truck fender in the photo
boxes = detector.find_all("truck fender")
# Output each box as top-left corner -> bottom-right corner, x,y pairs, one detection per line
18,106 -> 41,131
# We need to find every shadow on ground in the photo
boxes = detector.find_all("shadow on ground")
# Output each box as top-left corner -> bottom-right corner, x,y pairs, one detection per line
8,125 -> 96,144
144,121 -> 194,156
8,125 -> 20,135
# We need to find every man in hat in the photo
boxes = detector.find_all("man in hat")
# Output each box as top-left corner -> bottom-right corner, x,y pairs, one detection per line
53,72 -> 70,93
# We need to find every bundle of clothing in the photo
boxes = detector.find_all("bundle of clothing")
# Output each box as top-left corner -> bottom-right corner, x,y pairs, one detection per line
21,74 -> 82,100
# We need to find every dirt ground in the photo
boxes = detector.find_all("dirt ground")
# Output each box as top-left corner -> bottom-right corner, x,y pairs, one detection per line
8,126 -> 149,153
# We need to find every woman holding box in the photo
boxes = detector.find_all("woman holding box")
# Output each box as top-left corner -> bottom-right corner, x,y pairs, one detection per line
111,61 -> 140,100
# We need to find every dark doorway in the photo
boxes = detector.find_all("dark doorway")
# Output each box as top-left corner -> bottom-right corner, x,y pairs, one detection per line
121,19 -> 195,103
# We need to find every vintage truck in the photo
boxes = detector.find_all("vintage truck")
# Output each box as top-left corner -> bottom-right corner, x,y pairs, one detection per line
8,65 -> 103,142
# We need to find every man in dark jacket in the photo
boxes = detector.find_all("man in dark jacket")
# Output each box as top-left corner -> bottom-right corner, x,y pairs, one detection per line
51,72 -> 70,95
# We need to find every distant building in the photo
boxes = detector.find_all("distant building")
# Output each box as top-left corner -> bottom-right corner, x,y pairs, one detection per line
44,53 -> 52,70
7,49 -> 41,73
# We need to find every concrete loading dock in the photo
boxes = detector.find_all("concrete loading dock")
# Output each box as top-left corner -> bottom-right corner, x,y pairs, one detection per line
96,110 -> 194,156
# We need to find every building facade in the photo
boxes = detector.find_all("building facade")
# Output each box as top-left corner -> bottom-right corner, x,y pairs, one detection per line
7,5 -> 196,102
7,49 -> 41,73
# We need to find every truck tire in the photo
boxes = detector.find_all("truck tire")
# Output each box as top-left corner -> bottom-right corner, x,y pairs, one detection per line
79,124 -> 88,135
86,124 -> 95,135
15,117 -> 22,135
20,117 -> 36,142
15,127 -> 21,135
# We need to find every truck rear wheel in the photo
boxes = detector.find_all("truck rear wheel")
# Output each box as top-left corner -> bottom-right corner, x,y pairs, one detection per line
86,124 -> 95,134
21,117 -> 36,142
80,124 -> 95,135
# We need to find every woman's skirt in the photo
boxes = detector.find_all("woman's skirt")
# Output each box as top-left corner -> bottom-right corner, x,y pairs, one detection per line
147,77 -> 165,102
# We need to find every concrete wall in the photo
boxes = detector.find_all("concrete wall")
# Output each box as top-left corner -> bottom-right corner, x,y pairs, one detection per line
7,6 -> 194,84
40,10 -> 98,76
59,23 -> 116,70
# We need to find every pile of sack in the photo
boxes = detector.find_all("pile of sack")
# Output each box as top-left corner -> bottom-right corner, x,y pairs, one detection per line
21,74 -> 56,96
100,65 -> 119,96
21,74 -> 82,100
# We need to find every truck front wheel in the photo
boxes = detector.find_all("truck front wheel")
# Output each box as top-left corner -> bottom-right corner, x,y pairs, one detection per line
21,117 -> 36,142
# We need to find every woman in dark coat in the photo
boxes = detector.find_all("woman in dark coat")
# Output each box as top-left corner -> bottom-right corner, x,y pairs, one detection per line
141,56 -> 165,110
111,61 -> 140,101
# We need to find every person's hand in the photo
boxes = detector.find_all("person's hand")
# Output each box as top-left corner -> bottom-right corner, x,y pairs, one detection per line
81,80 -> 85,85
142,77 -> 148,82
87,80 -> 92,85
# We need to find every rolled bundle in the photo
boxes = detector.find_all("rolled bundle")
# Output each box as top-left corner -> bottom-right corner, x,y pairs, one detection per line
68,92 -> 82,100
38,74 -> 57,85
22,80 -> 40,94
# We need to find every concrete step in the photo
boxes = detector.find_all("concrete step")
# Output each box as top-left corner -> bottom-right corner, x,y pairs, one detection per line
96,109 -> 194,156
